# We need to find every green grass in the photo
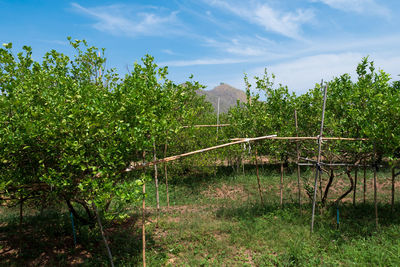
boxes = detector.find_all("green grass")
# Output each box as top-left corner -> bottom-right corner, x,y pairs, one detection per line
1,165 -> 400,266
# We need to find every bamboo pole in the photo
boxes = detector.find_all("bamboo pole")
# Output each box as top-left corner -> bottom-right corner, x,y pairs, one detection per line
311,84 -> 328,234
141,152 -> 147,267
217,97 -> 220,139
363,160 -> 367,204
255,147 -> 264,204
164,143 -> 170,209
353,168 -> 358,206
280,162 -> 284,208
153,142 -> 160,214
392,167 -> 395,213
142,181 -> 146,267
124,135 -> 277,172
182,124 -> 230,128
294,109 -> 301,210
373,144 -> 378,229
231,136 -> 368,141
93,203 -> 114,267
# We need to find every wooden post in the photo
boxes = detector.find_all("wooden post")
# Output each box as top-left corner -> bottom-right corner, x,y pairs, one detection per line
19,197 -> 23,228
93,203 -> 115,267
392,167 -> 395,213
280,162 -> 284,208
141,152 -> 147,267
294,109 -> 301,210
363,160 -> 366,204
19,195 -> 23,254
311,84 -> 328,233
164,143 -> 170,209
216,97 -> 220,139
142,181 -> 146,267
255,147 -> 264,204
373,144 -> 378,229
153,142 -> 160,213
353,167 -> 358,206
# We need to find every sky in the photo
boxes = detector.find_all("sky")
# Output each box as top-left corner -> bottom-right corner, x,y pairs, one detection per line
1,0 -> 400,94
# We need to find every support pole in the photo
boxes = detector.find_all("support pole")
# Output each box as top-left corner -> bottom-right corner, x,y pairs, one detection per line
164,143 -> 170,209
311,84 -> 328,233
392,167 -> 395,213
153,141 -> 160,214
93,203 -> 115,267
363,160 -> 367,204
255,147 -> 264,205
294,109 -> 302,210
280,162 -> 284,208
353,167 -> 358,206
373,143 -> 378,229
70,212 -> 77,247
142,181 -> 146,267
216,97 -> 220,139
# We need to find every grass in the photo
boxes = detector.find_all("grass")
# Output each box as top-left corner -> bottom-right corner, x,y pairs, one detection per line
1,164 -> 400,266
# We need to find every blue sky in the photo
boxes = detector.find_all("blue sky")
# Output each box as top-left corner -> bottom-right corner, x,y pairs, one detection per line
1,0 -> 400,94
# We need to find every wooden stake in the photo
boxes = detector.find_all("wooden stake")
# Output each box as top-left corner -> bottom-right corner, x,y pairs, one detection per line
353,167 -> 358,206
19,195 -> 23,254
142,181 -> 146,267
153,141 -> 160,214
93,203 -> 114,267
164,143 -> 170,209
311,84 -> 328,233
373,144 -> 378,229
217,97 -> 220,139
280,162 -> 284,208
19,197 -> 23,228
392,167 -> 395,213
363,160 -> 367,204
294,109 -> 302,210
255,147 -> 264,205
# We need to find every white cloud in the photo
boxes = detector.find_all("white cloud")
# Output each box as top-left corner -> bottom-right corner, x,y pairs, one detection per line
203,0 -> 314,39
203,37 -> 275,57
311,0 -> 390,16
250,52 -> 400,94
161,49 -> 177,55
159,57 -> 248,67
71,3 -> 181,37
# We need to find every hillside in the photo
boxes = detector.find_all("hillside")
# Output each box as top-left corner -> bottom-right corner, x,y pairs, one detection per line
196,83 -> 247,113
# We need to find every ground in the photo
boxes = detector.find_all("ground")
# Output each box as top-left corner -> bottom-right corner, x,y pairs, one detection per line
1,165 -> 400,266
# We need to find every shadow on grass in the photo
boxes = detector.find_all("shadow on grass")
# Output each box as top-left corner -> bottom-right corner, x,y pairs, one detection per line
215,199 -> 400,238
0,209 -> 153,266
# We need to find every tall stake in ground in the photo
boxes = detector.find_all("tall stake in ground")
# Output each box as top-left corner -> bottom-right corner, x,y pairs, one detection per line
164,143 -> 170,209
280,162 -> 284,208
363,160 -> 367,204
254,147 -> 264,204
392,167 -> 395,213
373,143 -> 378,229
153,141 -> 160,214
216,97 -> 220,140
310,84 -> 328,233
353,167 -> 358,206
294,109 -> 302,211
92,203 -> 114,267
141,152 -> 147,267
142,180 -> 146,267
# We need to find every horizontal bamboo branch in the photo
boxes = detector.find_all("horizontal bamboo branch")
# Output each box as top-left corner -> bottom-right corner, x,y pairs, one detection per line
231,136 -> 368,141
182,124 -> 231,128
124,134 -> 277,172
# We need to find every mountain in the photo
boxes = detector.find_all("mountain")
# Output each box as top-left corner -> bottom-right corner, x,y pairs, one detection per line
196,83 -> 247,113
